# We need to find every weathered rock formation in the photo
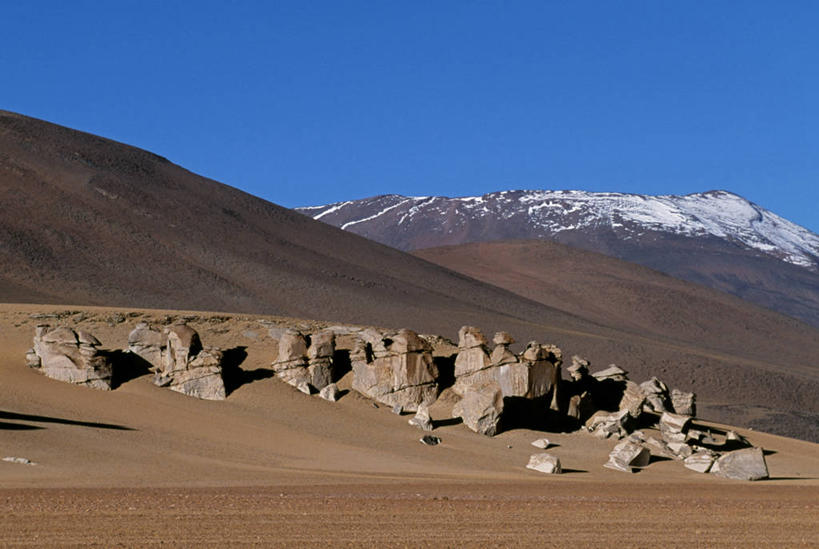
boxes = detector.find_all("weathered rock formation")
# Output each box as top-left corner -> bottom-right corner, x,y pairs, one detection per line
153,324 -> 227,400
451,326 -> 493,395
271,329 -> 336,393
350,329 -> 438,412
27,325 -> 113,390
408,404 -> 434,431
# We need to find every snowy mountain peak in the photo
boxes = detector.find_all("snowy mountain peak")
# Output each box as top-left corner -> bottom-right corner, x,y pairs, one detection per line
298,189 -> 819,271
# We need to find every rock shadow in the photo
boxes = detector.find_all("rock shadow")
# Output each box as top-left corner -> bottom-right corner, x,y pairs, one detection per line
332,350 -> 351,383
0,410 -> 133,430
432,417 -> 463,428
0,421 -> 44,431
109,350 -> 151,389
434,355 -> 456,391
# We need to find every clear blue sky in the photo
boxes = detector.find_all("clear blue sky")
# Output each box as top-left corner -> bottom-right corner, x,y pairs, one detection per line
2,1 -> 817,231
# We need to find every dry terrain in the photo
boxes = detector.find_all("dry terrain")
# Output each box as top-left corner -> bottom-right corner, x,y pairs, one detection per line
1,304 -> 817,547
2,111 -> 819,441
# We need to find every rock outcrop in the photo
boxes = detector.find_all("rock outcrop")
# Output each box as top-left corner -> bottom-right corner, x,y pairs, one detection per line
671,389 -> 697,416
27,325 -> 113,390
350,329 -> 438,412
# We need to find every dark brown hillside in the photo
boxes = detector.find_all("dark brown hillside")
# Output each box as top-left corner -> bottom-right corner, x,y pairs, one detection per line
1,110 -> 818,441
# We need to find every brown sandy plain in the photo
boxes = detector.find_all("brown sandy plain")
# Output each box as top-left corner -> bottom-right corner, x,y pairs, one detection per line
1,304 -> 817,547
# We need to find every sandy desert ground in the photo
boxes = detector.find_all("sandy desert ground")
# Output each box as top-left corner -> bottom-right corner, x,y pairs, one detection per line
1,304 -> 817,547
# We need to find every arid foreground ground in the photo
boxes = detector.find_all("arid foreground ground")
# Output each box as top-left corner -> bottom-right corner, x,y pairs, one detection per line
1,305 -> 817,547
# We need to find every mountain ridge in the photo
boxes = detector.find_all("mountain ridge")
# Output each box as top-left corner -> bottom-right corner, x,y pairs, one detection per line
298,189 -> 819,326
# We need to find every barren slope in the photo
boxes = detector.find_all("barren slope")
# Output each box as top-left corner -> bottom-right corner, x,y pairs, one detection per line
1,111 -> 818,441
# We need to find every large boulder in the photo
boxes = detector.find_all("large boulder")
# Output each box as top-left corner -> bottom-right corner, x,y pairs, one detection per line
605,440 -> 651,473
671,389 -> 697,416
27,325 -> 113,390
351,329 -> 438,412
526,453 -> 562,474
154,324 -> 226,400
452,382 -> 504,436
711,447 -> 769,481
271,329 -> 336,391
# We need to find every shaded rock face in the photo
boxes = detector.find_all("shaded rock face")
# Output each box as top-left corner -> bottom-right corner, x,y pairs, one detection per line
28,325 -> 113,390
271,329 -> 336,392
452,382 -> 504,436
711,447 -> 769,481
350,329 -> 438,412
155,324 -> 226,400
498,341 -> 561,402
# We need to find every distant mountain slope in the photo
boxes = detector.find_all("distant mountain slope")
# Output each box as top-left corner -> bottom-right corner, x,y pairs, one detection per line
1,110 -> 818,441
298,191 -> 819,327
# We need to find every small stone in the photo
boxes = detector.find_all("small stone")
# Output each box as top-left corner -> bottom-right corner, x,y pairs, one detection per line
408,404 -> 434,431
297,381 -> 312,394
319,383 -> 340,402
666,441 -> 694,459
2,457 -> 35,465
392,404 -> 404,415
420,435 -> 441,446
526,453 -> 562,474
530,438 -> 551,449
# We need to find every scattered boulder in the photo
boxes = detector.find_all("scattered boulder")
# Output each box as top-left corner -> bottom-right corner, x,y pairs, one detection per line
684,451 -> 716,473
408,404 -> 434,431
319,383 -> 341,402
640,377 -> 671,413
641,435 -> 677,460
419,435 -> 441,446
711,447 -> 769,481
526,453 -> 562,474
530,438 -> 551,449
666,441 -> 694,460
586,409 -> 630,439
351,329 -> 438,412
671,389 -> 696,416
591,364 -> 628,382
659,411 -> 692,443
605,440 -> 651,473
618,380 -> 646,419
27,325 -> 113,390
452,382 -> 504,436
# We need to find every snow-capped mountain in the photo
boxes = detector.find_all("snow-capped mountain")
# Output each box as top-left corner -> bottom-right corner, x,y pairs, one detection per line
298,190 -> 819,270
298,190 -> 819,327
